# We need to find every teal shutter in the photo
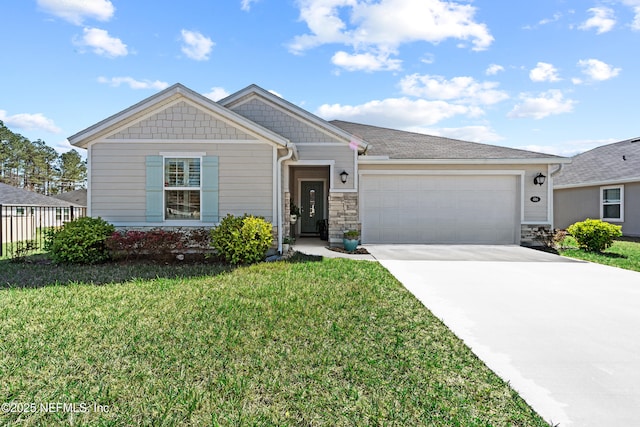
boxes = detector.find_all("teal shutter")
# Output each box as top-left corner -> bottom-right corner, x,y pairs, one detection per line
201,156 -> 219,223
145,156 -> 164,222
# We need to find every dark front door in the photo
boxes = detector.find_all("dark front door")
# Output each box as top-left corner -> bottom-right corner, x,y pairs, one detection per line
300,181 -> 325,234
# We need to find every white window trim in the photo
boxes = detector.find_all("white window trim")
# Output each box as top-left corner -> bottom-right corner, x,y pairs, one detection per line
163,154 -> 203,222
600,185 -> 624,222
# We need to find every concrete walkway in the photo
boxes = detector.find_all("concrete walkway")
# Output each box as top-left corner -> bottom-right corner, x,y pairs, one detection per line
292,237 -> 376,261
294,241 -> 640,426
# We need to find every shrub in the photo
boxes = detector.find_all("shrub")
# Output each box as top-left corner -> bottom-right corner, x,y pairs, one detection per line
8,240 -> 39,263
211,214 -> 273,264
43,227 -> 62,252
51,217 -> 115,264
567,219 -> 622,252
106,228 -> 212,260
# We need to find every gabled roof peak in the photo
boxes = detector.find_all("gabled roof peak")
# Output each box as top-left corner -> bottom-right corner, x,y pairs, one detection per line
67,83 -> 290,148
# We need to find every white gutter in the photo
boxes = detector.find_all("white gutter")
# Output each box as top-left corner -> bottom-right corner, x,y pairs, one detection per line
358,158 -> 572,165
276,146 -> 295,254
554,176 -> 640,190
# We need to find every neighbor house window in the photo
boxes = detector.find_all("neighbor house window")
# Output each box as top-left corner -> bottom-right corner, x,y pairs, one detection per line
164,157 -> 201,220
601,185 -> 624,222
55,207 -> 71,221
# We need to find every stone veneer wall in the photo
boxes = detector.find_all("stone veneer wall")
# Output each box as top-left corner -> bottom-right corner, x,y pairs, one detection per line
283,192 -> 291,239
328,192 -> 360,245
520,224 -> 551,246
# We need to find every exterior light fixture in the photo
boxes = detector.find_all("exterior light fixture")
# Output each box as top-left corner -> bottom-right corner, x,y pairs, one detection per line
340,170 -> 349,184
533,173 -> 546,186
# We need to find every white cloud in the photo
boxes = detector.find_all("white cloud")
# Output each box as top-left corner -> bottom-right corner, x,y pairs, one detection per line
633,6 -> 640,30
180,30 -> 215,61
508,90 -> 576,120
399,74 -> 509,105
529,62 -> 561,82
75,27 -> 128,57
523,12 -> 563,30
97,76 -> 169,90
486,64 -> 504,75
0,110 -> 61,134
331,50 -> 402,72
576,58 -> 621,82
317,97 -> 476,128
288,0 -> 493,68
241,0 -> 259,11
519,139 -> 617,157
38,0 -> 114,25
204,87 -> 231,101
539,12 -> 563,26
406,125 -> 504,143
579,7 -> 616,34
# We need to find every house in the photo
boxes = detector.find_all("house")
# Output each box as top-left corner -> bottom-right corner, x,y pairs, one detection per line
0,182 -> 84,243
554,137 -> 640,236
68,83 -> 569,251
52,189 -> 87,207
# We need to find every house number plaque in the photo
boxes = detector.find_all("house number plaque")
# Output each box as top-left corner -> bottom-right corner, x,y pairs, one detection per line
530,196 -> 541,203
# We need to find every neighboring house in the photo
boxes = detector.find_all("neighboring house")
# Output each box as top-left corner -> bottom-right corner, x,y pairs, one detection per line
52,189 -> 87,207
68,83 -> 569,251
0,182 -> 84,243
554,137 -> 640,236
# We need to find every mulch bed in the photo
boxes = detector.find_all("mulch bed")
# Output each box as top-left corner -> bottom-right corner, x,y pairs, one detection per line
325,246 -> 370,255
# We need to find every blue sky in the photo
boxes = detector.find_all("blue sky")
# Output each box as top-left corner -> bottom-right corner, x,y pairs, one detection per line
2,0 -> 639,157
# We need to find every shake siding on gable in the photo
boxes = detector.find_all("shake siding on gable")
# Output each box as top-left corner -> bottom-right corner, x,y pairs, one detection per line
229,98 -> 342,144
90,142 -> 274,224
107,102 -> 256,141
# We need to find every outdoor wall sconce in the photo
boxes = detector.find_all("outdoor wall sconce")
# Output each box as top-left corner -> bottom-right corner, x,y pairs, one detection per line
340,170 -> 349,184
533,173 -> 546,186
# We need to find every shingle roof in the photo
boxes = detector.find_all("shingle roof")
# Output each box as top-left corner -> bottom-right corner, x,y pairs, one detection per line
0,183 -> 82,207
330,120 -> 565,160
554,137 -> 640,186
52,189 -> 87,207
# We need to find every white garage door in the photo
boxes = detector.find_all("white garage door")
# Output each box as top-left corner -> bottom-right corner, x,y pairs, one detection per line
360,174 -> 518,244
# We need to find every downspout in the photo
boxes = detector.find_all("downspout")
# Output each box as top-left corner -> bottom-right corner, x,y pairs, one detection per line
549,163 -> 564,229
550,163 -> 564,177
277,145 -> 295,254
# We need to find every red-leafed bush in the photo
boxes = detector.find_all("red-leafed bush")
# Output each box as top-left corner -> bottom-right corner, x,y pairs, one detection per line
107,228 -> 211,260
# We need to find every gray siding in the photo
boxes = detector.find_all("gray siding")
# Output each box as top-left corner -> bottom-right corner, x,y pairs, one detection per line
230,98 -> 342,143
90,142 -> 274,224
297,144 -> 356,191
554,182 -> 640,236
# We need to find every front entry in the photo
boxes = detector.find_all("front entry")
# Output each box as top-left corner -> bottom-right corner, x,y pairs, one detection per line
300,181 -> 325,235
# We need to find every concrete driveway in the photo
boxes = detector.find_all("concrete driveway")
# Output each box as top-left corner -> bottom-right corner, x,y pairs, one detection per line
366,245 -> 640,427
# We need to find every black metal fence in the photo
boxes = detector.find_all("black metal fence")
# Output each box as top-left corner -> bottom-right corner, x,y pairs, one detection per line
0,204 -> 87,258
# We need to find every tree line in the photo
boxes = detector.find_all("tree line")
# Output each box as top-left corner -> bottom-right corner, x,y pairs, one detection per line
0,120 -> 86,195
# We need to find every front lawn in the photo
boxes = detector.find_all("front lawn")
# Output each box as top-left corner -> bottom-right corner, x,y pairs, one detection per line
0,256 -> 548,426
560,237 -> 640,272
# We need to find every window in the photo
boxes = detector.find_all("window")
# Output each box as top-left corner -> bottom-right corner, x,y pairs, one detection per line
165,157 -> 201,220
55,207 -> 71,221
601,185 -> 624,222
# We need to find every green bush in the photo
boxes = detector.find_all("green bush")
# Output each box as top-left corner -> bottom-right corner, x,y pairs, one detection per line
567,219 -> 622,252
211,214 -> 273,264
51,217 -> 115,264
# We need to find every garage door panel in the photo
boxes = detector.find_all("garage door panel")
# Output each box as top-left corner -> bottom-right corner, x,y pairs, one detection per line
361,174 -> 518,244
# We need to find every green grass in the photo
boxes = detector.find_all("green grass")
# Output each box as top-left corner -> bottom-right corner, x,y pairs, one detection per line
0,256 -> 548,426
560,237 -> 640,272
